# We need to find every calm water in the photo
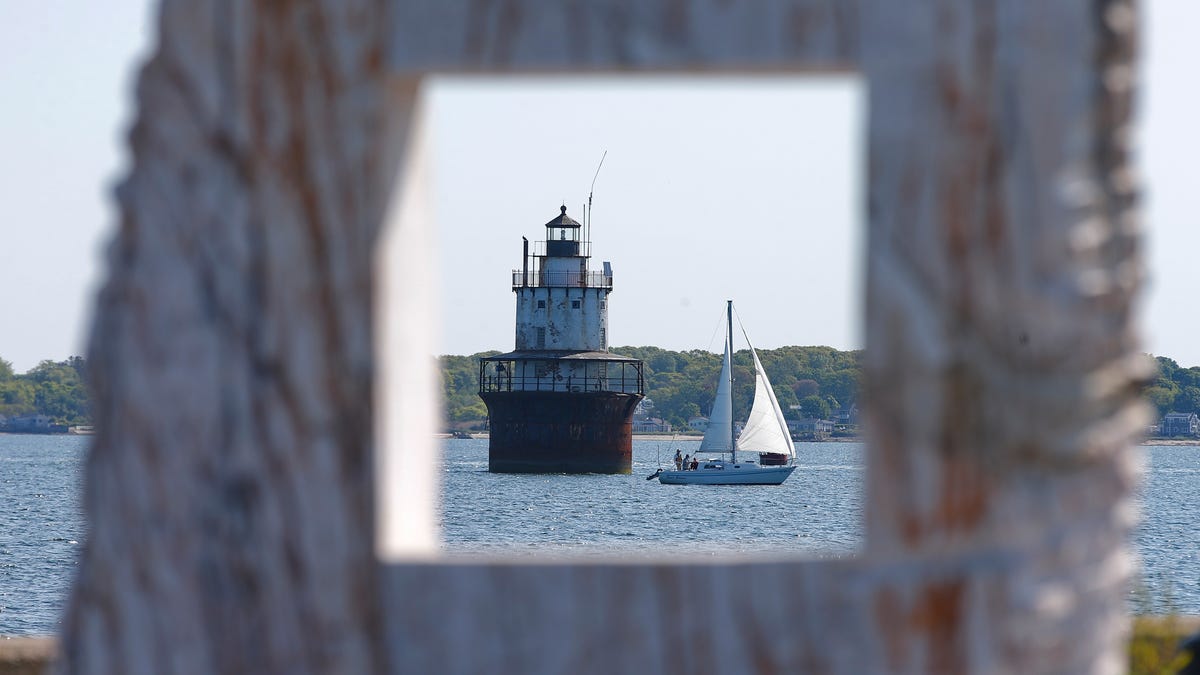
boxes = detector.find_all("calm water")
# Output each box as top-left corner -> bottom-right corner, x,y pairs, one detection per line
440,439 -> 862,557
0,434 -> 85,636
1,435 -> 1197,635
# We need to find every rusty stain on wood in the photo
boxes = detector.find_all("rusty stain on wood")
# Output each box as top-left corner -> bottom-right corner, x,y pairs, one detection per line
910,579 -> 966,673
873,587 -> 909,669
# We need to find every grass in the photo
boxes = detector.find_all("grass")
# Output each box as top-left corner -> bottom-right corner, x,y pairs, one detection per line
1130,615 -> 1197,674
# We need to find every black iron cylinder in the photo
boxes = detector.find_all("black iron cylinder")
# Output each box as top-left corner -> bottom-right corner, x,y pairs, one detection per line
482,390 -> 641,473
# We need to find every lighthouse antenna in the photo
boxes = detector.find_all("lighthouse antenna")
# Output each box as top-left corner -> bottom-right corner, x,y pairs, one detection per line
586,150 -> 606,252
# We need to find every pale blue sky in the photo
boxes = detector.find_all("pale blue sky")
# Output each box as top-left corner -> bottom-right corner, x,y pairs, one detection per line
424,75 -> 861,357
1,3 -> 1196,372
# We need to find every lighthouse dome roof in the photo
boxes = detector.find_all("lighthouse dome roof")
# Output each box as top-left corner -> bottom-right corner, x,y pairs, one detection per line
544,205 -> 582,229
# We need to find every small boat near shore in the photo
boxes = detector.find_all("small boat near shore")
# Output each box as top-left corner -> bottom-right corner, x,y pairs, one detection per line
651,301 -> 797,486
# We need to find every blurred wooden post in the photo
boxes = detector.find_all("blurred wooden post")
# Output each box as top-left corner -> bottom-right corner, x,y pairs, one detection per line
60,1 -> 1147,673
58,2 -> 397,672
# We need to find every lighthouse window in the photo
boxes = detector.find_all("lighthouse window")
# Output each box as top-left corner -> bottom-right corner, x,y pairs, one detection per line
537,300 -> 546,309
536,327 -> 546,349
571,300 -> 581,309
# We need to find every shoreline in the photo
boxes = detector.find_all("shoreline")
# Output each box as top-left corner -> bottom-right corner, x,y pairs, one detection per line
444,433 -> 1199,446
19,431 -> 1198,445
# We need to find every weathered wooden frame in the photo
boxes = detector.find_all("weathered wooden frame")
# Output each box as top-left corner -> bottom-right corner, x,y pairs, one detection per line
60,1 -> 1147,673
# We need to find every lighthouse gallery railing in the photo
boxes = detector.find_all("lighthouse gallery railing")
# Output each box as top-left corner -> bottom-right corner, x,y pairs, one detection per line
479,359 -> 643,395
511,270 -> 613,289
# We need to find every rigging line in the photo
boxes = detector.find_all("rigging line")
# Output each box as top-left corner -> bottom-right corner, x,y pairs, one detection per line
706,304 -> 726,353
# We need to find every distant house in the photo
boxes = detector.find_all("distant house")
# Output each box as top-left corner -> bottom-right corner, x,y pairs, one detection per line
3,414 -> 67,434
633,418 -> 672,434
789,418 -> 834,440
789,403 -> 859,429
632,397 -> 657,422
834,403 -> 859,426
1159,412 -> 1200,437
8,414 -> 51,431
687,416 -> 709,432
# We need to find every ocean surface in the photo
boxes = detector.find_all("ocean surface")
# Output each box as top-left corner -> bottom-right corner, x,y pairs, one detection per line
2,435 -> 1197,635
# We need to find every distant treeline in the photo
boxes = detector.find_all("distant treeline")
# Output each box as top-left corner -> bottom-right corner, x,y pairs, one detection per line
443,351 -> 1200,430
442,346 -> 862,430
1144,356 -> 1200,418
0,357 -> 92,426
4,352 -> 1194,432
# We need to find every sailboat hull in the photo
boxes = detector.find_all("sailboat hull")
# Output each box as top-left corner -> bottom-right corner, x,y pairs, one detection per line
657,463 -> 796,485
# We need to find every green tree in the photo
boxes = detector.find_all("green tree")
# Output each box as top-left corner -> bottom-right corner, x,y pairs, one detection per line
774,386 -> 800,416
1143,385 -> 1178,417
1177,386 -> 1200,414
825,368 -> 859,408
794,379 -> 819,398
824,395 -> 841,414
1155,356 -> 1180,383
439,345 -> 869,430
799,395 -> 831,420
0,356 -> 93,425
0,379 -> 37,413
678,402 -> 701,422
648,350 -> 680,373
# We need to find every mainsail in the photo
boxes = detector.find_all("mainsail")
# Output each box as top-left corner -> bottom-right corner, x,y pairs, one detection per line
698,336 -> 734,454
736,334 -> 797,458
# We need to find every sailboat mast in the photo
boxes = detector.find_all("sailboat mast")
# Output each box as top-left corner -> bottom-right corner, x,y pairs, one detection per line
727,300 -> 736,463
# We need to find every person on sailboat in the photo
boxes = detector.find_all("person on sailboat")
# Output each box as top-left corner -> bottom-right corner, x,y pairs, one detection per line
690,456 -> 699,471
682,454 -> 690,471
673,449 -> 683,470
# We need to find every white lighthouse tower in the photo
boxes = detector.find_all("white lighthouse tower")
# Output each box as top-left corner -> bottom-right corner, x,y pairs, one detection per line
479,205 -> 644,473
515,206 -> 609,351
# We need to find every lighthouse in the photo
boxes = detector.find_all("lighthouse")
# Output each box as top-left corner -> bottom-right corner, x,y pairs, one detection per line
478,206 -> 644,473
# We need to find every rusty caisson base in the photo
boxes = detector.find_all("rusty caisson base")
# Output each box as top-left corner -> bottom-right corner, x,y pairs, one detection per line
481,390 -> 642,473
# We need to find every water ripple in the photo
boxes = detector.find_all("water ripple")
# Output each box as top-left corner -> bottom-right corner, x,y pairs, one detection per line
2,436 -> 1196,634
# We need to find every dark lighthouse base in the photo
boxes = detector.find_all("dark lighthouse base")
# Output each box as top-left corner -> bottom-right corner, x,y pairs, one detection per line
481,390 -> 642,474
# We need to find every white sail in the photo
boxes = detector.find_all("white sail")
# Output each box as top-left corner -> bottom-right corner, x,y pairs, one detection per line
653,301 -> 798,485
736,342 -> 797,458
698,336 -> 734,454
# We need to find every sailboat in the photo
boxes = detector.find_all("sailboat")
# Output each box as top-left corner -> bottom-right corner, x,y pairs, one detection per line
652,301 -> 797,485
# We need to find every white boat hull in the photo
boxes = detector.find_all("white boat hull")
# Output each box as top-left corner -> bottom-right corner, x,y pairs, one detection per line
656,461 -> 796,485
